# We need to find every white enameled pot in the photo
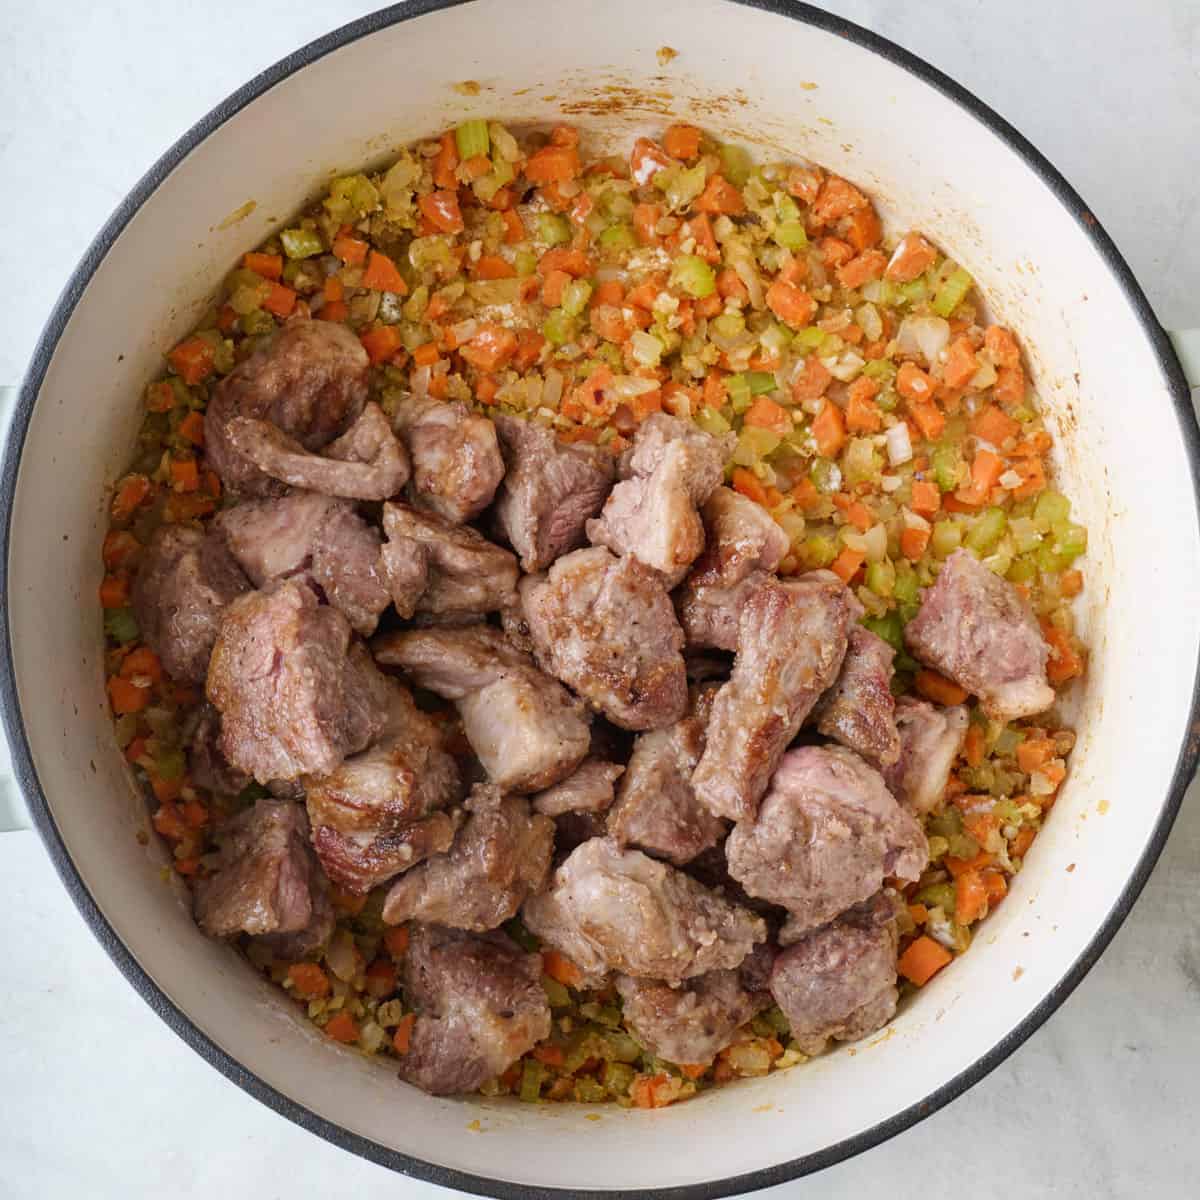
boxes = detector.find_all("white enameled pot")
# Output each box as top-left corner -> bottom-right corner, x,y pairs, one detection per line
3,2 -> 1199,1194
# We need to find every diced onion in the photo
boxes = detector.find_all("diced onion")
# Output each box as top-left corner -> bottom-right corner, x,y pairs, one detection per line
896,315 -> 951,364
902,506 -> 931,532
862,522 -> 888,562
543,367 -> 564,410
885,422 -> 913,465
880,474 -> 903,493
610,374 -> 661,397
451,318 -> 480,344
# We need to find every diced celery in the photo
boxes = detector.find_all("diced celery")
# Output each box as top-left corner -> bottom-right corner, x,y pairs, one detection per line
794,326 -> 826,352
670,254 -> 716,298
536,212 -> 571,246
773,220 -> 808,251
103,608 -> 140,644
280,228 -> 324,260
241,309 -> 276,336
519,1059 -> 546,1102
932,266 -> 973,317
513,249 -> 538,277
598,223 -> 636,254
543,309 -> 577,347
811,458 -> 842,494
229,279 -> 270,315
711,312 -> 746,340
602,191 -> 635,221
561,278 -> 593,317
931,520 -> 963,558
733,427 -> 782,465
915,882 -> 956,912
603,1061 -> 636,1098
695,407 -> 732,436
746,370 -> 777,395
574,1076 -> 607,1103
1033,490 -> 1071,529
863,611 -> 904,651
1007,556 -> 1038,584
719,143 -> 753,186
843,438 -> 882,487
865,557 -> 896,598
726,373 -> 752,413
774,192 -> 801,222
408,235 -> 454,270
893,560 -> 920,604
966,507 -> 1007,554
931,442 -> 961,492
324,174 -> 379,223
665,162 -> 707,211
1055,520 -> 1088,561
862,358 -> 897,383
898,278 -> 928,306
926,807 -> 963,840
541,976 -> 571,1007
155,747 -> 186,781
454,118 -> 490,160
802,534 -> 838,568
994,727 -> 1026,757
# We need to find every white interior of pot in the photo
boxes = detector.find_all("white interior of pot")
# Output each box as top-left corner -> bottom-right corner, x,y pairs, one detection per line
8,0 -> 1198,1190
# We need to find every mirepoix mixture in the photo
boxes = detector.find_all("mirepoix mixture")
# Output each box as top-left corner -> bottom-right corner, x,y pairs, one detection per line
98,120 -> 1088,1108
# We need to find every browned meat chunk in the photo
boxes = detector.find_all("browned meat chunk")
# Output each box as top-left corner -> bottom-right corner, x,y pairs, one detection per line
676,487 -> 790,650
226,401 -> 409,501
693,574 -> 853,822
884,696 -> 969,815
207,580 -> 388,782
373,625 -> 589,792
311,813 -> 459,895
521,838 -> 766,985
205,320 -> 371,495
379,502 -> 518,620
532,759 -> 624,817
131,525 -> 250,684
398,924 -> 551,1095
607,686 -> 725,865
521,546 -> 687,731
491,413 -> 614,571
905,549 -> 1054,720
186,704 -> 251,796
615,969 -> 770,1065
382,786 -> 553,931
194,799 -> 331,951
395,397 -> 505,524
813,626 -> 900,766
769,893 -> 900,1055
726,746 -> 927,938
587,414 -> 734,585
216,490 -> 389,635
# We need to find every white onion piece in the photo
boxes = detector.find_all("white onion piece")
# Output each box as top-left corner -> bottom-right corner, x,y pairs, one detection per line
896,316 -> 951,364
862,522 -> 888,563
885,422 -> 913,465
543,367 -> 564,410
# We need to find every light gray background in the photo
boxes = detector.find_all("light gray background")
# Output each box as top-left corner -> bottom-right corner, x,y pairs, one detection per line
1,1 -> 1198,1197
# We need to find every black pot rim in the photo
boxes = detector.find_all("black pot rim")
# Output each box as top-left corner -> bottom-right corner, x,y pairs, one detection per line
3,2 -> 1198,1196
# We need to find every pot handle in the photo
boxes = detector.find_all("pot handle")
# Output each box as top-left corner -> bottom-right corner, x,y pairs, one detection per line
0,385 -> 31,832
1169,329 -> 1200,390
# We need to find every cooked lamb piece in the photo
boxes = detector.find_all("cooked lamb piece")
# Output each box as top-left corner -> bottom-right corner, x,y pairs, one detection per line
812,626 -> 901,767
586,413 -> 734,585
131,525 -> 250,683
205,319 -> 371,495
615,968 -> 771,1065
193,799 -> 330,945
607,685 -> 725,865
521,838 -> 766,986
904,549 -> 1054,720
769,892 -> 900,1055
379,502 -> 518,619
532,759 -> 625,818
491,413 -> 615,571
382,786 -> 554,931
395,397 -> 505,524
311,812 -> 460,895
215,490 -> 390,635
227,401 -> 409,501
397,924 -> 551,1096
186,704 -> 251,796
207,580 -> 389,782
373,625 -> 590,792
520,546 -> 687,731
692,573 -> 854,822
884,696 -> 970,815
725,745 -> 927,939
676,487 -> 790,650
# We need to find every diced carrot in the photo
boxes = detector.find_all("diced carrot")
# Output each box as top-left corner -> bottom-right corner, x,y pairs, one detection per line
786,164 -> 823,204
526,143 -> 581,184
432,131 -> 459,189
812,399 -> 846,458
383,925 -> 411,959
1010,456 -> 1047,500
716,267 -> 749,303
119,646 -> 162,684
151,801 -> 185,840
428,372 -> 449,399
631,388 -> 664,420
845,501 -> 872,533
971,404 -> 1020,446
629,137 -> 674,185
743,395 -> 792,435
1010,827 -> 1036,859
830,545 -> 865,584
994,365 -> 1026,408
542,949 -> 584,990
364,958 -> 397,999
287,962 -> 331,999
99,574 -> 130,609
896,361 -> 935,403
167,337 -> 215,386
243,251 -> 283,280
322,276 -> 344,305
162,492 -> 215,522
897,935 -> 953,986
811,176 -> 868,224
818,237 -> 854,268
261,282 -> 297,317
791,356 -> 832,405
702,371 -> 728,410
170,458 -> 200,493
362,249 -> 409,294
460,153 -> 491,181
845,377 -> 882,433
1059,569 -> 1083,598
910,479 -> 941,518
319,299 -> 348,323
908,903 -> 930,925
541,267 -> 570,308
956,448 -> 1005,505
626,276 -> 664,311
359,324 -> 403,365
417,190 -> 465,235
537,247 -> 592,278
685,212 -> 720,263
942,336 -> 979,390
844,205 -> 882,251
1016,737 -> 1055,773
513,328 -> 546,371
102,531 -> 140,570
964,722 -> 985,767
884,233 -> 937,283
533,1043 -> 566,1068
944,847 -> 995,877
474,375 -> 499,405
984,871 -> 1008,906
591,279 -> 625,309
662,123 -> 702,159
765,280 -> 816,329
731,467 -> 769,505
472,253 -> 517,280
791,476 -> 821,511
954,870 -> 990,925
107,675 -> 148,714
899,524 -> 931,560
633,201 -> 663,246
915,668 -> 968,706
678,1062 -> 709,1080
460,324 -> 518,372
589,304 -> 631,344
498,210 -> 525,246
1042,622 -> 1084,685
332,235 -> 369,266
984,325 -> 1021,369
836,250 -> 887,290
693,174 -> 745,216
411,342 -> 441,367
175,410 -> 205,447
145,380 -> 177,413
325,1012 -> 359,1044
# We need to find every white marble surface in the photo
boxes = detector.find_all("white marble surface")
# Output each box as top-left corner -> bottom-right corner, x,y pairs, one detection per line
2,1 -> 1199,1196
